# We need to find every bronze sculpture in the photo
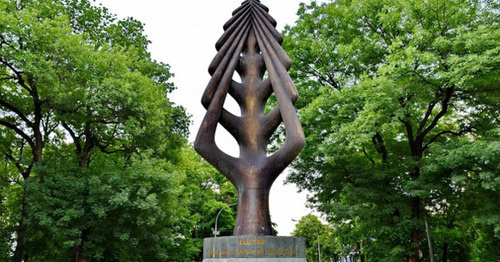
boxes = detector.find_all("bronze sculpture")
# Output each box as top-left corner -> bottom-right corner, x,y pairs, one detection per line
195,0 -> 305,236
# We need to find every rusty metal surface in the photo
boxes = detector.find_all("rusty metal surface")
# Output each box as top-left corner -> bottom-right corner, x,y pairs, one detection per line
195,0 -> 305,236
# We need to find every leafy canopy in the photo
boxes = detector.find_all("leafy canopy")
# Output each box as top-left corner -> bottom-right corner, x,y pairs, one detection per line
284,0 -> 499,260
0,0 -> 217,261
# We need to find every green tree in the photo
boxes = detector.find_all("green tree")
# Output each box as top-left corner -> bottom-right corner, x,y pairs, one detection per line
0,0 -> 190,260
22,144 -> 234,262
25,147 -> 190,261
284,0 -> 499,261
293,214 -> 341,262
178,147 -> 237,261
0,127 -> 26,261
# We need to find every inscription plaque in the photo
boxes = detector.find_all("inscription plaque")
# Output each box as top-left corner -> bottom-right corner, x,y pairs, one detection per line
203,236 -> 306,261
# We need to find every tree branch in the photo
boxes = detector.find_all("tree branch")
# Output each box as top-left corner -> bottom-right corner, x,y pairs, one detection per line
362,145 -> 375,166
0,120 -> 34,148
0,176 -> 24,187
0,99 -> 33,126
420,87 -> 454,140
306,64 -> 338,89
326,71 -> 340,90
97,144 -> 126,155
317,56 -> 341,90
89,119 -> 121,125
0,59 -> 32,94
44,117 -> 59,141
0,35 -> 20,52
61,121 -> 82,155
362,15 -> 387,39
372,132 -> 388,162
417,100 -> 437,136
398,116 -> 418,155
0,76 -> 17,81
412,70 -> 439,87
5,150 -> 24,173
423,127 -> 473,151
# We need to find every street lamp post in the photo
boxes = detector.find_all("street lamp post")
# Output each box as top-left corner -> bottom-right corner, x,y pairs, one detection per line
318,230 -> 322,262
313,226 -> 321,262
213,203 -> 237,238
292,218 -> 322,262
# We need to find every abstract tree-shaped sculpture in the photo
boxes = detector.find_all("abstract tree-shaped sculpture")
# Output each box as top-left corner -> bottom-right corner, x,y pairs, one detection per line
194,0 -> 305,236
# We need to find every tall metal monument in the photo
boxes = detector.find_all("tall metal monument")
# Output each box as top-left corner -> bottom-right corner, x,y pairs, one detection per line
197,1 -> 307,260
195,0 -> 305,237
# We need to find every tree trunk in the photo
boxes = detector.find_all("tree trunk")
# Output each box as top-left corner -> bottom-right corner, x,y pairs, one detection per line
360,241 -> 365,262
13,128 -> 43,262
33,130 -> 43,162
75,228 -> 91,262
442,242 -> 448,262
75,246 -> 90,262
13,198 -> 28,262
32,94 -> 44,163
425,218 -> 435,262
406,165 -> 423,262
408,197 -> 422,262
234,187 -> 273,236
72,126 -> 94,261
74,188 -> 91,262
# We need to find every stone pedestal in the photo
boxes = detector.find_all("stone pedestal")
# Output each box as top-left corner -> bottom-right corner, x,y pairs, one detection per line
202,236 -> 306,262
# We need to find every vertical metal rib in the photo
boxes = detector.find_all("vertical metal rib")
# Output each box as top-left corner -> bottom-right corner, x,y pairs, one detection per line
252,16 -> 298,101
210,13 -> 251,74
216,7 -> 252,50
202,23 -> 250,108
224,3 -> 251,30
252,7 -> 290,68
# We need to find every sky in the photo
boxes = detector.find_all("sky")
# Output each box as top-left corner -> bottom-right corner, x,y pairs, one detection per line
95,0 -> 319,236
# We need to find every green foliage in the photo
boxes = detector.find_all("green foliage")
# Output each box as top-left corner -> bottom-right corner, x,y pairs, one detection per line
284,0 -> 499,260
178,147 -> 237,261
0,0 -> 222,261
26,148 -> 187,261
0,130 -> 24,260
293,214 -> 341,262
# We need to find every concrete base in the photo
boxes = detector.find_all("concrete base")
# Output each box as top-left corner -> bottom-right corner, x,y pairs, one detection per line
203,236 -> 306,262
203,259 -> 306,262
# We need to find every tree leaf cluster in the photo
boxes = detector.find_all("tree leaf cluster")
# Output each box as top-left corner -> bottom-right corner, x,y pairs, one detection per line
0,0 -> 235,261
284,0 -> 499,261
293,214 -> 341,262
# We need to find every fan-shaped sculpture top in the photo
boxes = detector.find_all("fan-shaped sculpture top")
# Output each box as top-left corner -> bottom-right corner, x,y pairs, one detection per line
194,0 -> 305,236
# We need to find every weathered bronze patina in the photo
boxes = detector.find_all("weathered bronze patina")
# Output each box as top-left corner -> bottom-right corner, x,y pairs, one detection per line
195,0 -> 305,236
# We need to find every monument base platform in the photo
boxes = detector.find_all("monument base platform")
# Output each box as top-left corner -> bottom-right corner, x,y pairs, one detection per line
203,236 -> 306,262
203,259 -> 305,262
